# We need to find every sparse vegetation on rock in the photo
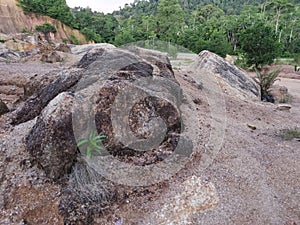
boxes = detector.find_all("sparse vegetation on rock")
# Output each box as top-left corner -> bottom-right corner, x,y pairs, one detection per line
77,131 -> 106,158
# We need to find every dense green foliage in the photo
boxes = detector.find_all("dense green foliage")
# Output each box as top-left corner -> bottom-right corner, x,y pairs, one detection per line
239,22 -> 281,67
18,0 -> 75,27
156,0 -> 185,42
18,0 -> 300,65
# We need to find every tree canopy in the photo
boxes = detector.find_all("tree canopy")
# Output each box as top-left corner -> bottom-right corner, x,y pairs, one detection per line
239,22 -> 281,67
17,0 -> 300,64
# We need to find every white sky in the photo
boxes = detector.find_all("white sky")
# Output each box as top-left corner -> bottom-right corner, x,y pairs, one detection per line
66,0 -> 135,13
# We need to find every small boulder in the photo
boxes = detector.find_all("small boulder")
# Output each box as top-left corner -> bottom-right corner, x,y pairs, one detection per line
276,104 -> 292,111
55,43 -> 71,53
269,85 -> 290,103
26,92 -> 78,181
247,124 -> 257,130
225,54 -> 237,64
41,51 -> 63,63
194,50 -> 260,99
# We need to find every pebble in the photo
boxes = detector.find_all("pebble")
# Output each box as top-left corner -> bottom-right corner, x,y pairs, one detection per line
276,104 -> 292,111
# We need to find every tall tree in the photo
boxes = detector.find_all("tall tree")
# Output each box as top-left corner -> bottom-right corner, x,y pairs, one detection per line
265,0 -> 294,34
156,0 -> 185,42
239,22 -> 281,67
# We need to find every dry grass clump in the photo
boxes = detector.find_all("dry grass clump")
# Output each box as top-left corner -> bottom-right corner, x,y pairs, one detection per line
278,127 -> 300,141
59,159 -> 117,224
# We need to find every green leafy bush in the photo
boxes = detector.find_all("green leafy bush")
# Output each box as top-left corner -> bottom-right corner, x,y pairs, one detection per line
17,0 -> 76,28
239,22 -> 281,68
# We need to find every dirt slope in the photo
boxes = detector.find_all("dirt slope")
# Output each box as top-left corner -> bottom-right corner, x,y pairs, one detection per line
0,0 -> 87,43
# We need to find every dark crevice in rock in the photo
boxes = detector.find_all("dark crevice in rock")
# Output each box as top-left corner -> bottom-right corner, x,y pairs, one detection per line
11,69 -> 83,125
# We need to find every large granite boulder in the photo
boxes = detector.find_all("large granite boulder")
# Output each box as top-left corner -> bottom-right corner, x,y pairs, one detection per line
23,46 -> 185,182
195,50 -> 260,99
22,46 -> 187,224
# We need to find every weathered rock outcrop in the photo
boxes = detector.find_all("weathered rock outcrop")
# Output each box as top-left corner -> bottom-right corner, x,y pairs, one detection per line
195,50 -> 260,99
11,68 -> 83,125
71,43 -> 116,56
0,0 -> 87,44
55,43 -> 71,53
0,43 -> 20,61
4,39 -> 36,52
22,46 -> 184,182
26,92 -> 78,181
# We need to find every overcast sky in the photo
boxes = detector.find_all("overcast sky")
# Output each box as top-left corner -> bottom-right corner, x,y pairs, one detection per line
66,0 -> 134,13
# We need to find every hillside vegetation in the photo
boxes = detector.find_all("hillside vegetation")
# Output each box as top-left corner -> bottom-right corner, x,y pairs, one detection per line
17,0 -> 300,59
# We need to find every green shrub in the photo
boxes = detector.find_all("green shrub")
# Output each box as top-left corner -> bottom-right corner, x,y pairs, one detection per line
35,22 -> 57,41
77,131 -> 106,158
62,38 -> 68,44
254,68 -> 280,101
21,28 -> 28,33
70,35 -> 80,45
35,22 -> 56,34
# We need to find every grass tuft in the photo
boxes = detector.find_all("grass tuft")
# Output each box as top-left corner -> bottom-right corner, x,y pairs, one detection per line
279,127 -> 300,141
